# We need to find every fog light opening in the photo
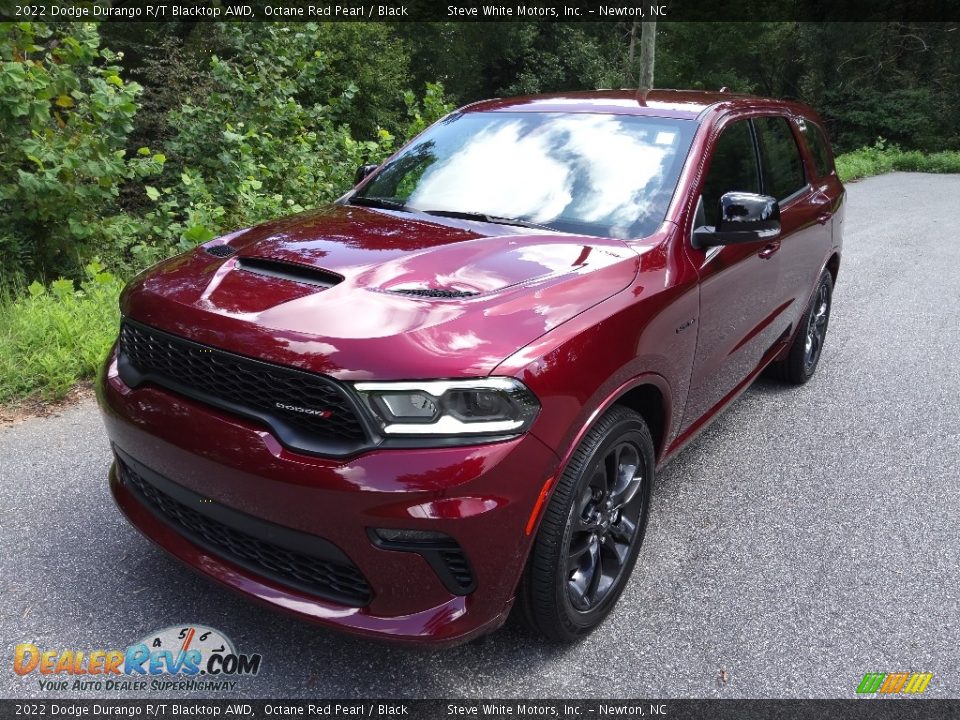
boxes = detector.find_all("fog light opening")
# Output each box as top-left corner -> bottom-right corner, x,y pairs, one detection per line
368,528 -> 476,595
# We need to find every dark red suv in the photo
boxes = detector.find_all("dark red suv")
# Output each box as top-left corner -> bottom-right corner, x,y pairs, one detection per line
97,90 -> 844,644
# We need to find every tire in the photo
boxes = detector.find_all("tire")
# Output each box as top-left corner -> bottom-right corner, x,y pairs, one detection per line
516,405 -> 655,642
774,270 -> 833,385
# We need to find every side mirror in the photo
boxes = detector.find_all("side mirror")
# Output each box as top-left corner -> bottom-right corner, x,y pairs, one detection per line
693,192 -> 781,249
354,164 -> 378,185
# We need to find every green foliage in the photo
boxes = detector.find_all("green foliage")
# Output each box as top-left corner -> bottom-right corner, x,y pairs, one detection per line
804,24 -> 960,153
269,22 -> 414,137
130,24 -> 450,265
0,261 -> 123,403
0,23 -> 162,284
0,22 -> 453,286
104,24 -> 225,157
496,24 -> 622,95
835,139 -> 960,182
403,82 -> 454,137
398,23 -> 624,102
820,87 -> 952,154
657,22 -> 793,95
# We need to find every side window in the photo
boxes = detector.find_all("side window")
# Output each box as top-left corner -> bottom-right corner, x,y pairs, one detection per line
700,121 -> 760,228
755,116 -> 806,201
801,121 -> 834,178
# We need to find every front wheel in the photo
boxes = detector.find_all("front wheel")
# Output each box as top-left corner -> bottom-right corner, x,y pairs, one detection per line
516,406 -> 654,642
774,270 -> 833,385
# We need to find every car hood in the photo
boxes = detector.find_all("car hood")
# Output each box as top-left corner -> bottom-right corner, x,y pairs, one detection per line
121,204 -> 647,380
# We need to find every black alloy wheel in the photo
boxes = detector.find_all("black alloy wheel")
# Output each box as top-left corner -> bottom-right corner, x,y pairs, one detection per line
804,278 -> 831,374
774,269 -> 834,385
566,439 -> 646,611
516,405 -> 655,642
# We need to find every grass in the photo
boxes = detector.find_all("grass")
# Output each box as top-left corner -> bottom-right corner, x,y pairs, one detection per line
1,144 -> 959,408
835,142 -> 960,182
0,262 -> 122,405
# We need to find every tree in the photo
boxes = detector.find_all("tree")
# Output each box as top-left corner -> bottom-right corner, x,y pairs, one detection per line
638,22 -> 656,90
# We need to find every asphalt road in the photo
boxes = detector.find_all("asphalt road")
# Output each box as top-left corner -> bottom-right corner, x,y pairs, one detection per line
2,173 -> 959,700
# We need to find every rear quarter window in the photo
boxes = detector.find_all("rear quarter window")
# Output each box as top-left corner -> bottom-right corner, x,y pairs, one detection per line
800,120 -> 834,178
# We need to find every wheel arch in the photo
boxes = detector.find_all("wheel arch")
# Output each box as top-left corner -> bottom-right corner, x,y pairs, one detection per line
552,373 -> 673,476
826,251 -> 841,283
612,383 -> 668,463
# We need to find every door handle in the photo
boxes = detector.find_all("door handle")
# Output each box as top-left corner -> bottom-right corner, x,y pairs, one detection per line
814,197 -> 833,225
758,241 -> 780,259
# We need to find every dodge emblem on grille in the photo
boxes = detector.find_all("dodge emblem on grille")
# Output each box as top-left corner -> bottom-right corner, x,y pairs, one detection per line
275,402 -> 333,418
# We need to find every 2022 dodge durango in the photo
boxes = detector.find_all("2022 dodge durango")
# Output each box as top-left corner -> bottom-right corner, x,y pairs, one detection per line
97,90 -> 844,644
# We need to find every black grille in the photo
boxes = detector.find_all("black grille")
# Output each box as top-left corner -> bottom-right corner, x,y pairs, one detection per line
118,320 -> 370,457
389,288 -> 477,299
205,245 -> 236,258
117,455 -> 372,606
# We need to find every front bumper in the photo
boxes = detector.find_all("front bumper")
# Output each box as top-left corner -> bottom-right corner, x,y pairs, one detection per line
98,351 -> 559,646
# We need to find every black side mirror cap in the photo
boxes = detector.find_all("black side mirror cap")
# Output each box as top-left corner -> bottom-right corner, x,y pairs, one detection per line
693,192 -> 781,248
355,164 -> 379,186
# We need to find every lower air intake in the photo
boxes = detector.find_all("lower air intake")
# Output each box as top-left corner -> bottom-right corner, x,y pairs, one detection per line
116,451 -> 373,607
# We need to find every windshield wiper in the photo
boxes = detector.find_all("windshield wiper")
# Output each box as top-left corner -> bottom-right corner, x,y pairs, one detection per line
347,196 -> 408,211
420,209 -> 556,232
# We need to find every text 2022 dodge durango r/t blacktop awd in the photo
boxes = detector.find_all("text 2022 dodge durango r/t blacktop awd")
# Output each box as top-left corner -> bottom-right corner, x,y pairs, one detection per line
97,90 -> 844,644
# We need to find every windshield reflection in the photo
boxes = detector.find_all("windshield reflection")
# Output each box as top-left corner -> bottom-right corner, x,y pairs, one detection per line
355,111 -> 695,239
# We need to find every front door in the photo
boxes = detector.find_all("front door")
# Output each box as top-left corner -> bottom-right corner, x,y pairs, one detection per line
681,118 -> 784,430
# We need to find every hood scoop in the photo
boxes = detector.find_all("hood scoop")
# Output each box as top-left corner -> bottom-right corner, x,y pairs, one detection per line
236,257 -> 343,289
387,287 -> 478,299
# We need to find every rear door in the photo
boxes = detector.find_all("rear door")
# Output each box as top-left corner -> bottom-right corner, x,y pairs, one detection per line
754,115 -> 834,336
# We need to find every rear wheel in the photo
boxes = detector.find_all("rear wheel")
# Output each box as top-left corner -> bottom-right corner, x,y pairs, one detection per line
775,270 -> 833,384
517,406 -> 654,642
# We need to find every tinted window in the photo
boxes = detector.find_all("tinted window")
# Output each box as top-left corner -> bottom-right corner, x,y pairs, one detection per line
755,117 -> 806,201
801,121 -> 833,178
354,111 -> 696,239
700,120 -> 760,227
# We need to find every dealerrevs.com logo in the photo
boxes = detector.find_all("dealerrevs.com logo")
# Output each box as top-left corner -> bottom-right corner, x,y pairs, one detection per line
13,625 -> 261,693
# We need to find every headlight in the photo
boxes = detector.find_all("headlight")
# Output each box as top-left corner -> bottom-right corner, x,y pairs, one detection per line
353,378 -> 540,437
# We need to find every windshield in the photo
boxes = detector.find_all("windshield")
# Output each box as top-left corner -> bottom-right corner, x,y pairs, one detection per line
351,111 -> 696,240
